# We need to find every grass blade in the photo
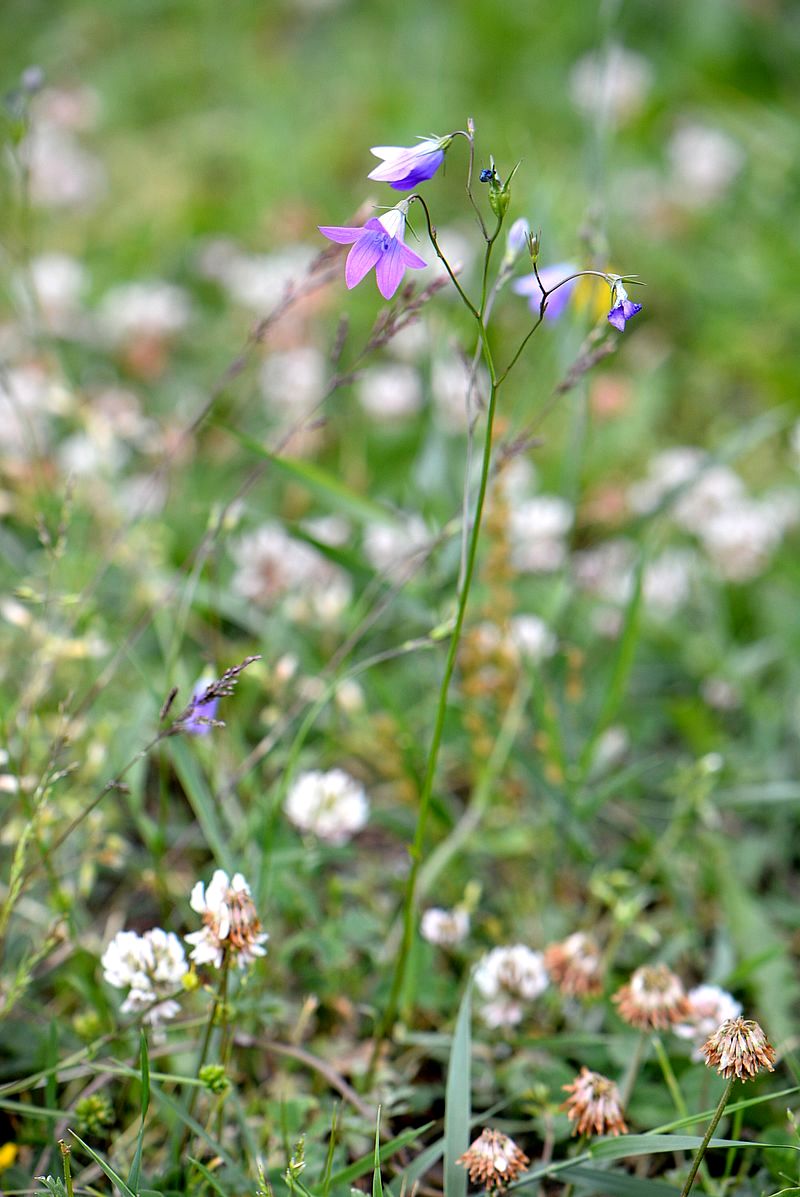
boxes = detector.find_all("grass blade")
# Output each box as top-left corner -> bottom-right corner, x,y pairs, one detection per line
444,977 -> 472,1197
70,1131 -> 137,1197
373,1107 -> 383,1197
127,1031 -> 150,1193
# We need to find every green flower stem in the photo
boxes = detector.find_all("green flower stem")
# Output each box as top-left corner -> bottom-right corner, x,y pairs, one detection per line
620,1030 -> 648,1108
368,201 -> 502,1081
175,953 -> 231,1162
678,1077 -> 735,1197
653,1037 -> 718,1196
653,1035 -> 688,1118
59,1140 -> 74,1197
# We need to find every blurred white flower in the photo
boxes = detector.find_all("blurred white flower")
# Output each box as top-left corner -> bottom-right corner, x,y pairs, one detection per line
214,246 -> 316,312
115,474 -> 168,518
0,364 -> 53,455
510,496 -> 573,573
642,548 -> 695,618
701,676 -> 741,711
674,984 -> 743,1055
185,869 -> 268,969
431,353 -> 489,433
303,514 -> 351,547
23,123 -> 105,208
100,280 -> 191,345
385,320 -> 429,362
334,678 -> 365,714
569,44 -> 653,126
627,447 -> 707,516
357,363 -> 423,420
421,906 -> 470,948
668,123 -> 744,208
591,725 -> 630,773
232,523 -> 351,621
508,614 -> 557,664
699,501 -> 781,582
497,458 -> 538,503
674,466 -> 745,535
363,516 -> 430,573
475,944 -> 549,1027
285,768 -> 369,845
573,539 -> 634,603
101,928 -> 188,1025
285,572 -> 352,624
260,347 -> 325,417
421,227 -> 476,287
27,253 -> 87,335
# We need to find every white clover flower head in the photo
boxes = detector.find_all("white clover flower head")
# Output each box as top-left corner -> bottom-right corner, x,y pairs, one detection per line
569,44 -> 653,126
421,906 -> 470,948
509,496 -> 573,573
100,280 -> 191,345
475,944 -> 549,1026
284,769 -> 369,845
185,869 -> 268,970
668,122 -> 744,208
508,615 -> 557,664
674,984 -> 743,1055
356,364 -> 423,421
642,548 -> 695,619
101,928 -> 188,1026
699,501 -> 781,582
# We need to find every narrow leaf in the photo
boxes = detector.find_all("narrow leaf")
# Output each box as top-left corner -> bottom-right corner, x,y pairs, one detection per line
373,1107 -> 384,1197
70,1131 -> 137,1197
221,427 -> 394,524
128,1031 -> 151,1192
444,978 -> 472,1197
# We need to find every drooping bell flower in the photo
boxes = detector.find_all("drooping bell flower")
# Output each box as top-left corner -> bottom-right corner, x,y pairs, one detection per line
367,135 -> 454,190
319,202 -> 426,299
607,276 -> 642,331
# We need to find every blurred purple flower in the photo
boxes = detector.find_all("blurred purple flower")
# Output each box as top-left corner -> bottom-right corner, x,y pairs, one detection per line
184,678 -> 219,737
319,205 -> 426,299
512,262 -> 580,320
368,137 -> 450,190
506,217 -> 531,257
607,279 -> 642,331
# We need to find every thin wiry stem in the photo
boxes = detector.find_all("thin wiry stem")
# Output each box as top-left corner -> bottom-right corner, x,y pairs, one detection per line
678,1077 -> 735,1197
368,204 -> 503,1080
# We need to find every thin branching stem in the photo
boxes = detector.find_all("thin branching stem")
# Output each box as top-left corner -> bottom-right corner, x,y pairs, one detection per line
368,203 -> 502,1081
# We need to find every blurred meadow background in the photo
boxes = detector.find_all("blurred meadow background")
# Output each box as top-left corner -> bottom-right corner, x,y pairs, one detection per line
3,0 -> 800,1194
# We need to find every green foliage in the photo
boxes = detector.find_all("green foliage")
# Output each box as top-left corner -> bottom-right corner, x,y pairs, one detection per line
1,0 -> 799,1195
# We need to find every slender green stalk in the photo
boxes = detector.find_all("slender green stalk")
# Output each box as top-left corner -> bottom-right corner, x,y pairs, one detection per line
174,953 -> 231,1162
59,1140 -> 74,1197
653,1037 -> 718,1196
367,201 -> 503,1079
678,1077 -> 735,1197
653,1035 -> 688,1117
620,1030 -> 648,1108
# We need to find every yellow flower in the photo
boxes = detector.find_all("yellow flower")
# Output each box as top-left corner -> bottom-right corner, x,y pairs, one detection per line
0,1142 -> 19,1172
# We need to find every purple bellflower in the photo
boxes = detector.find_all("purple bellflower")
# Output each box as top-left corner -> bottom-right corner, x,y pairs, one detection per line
184,676 -> 219,737
506,217 -> 531,258
512,262 -> 580,320
368,136 -> 452,190
319,203 -> 426,300
607,278 -> 642,331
